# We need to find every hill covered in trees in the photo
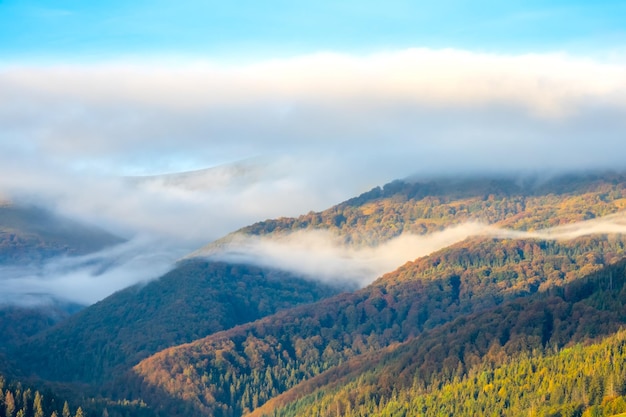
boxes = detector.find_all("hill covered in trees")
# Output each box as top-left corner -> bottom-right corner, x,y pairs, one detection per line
251,257 -> 626,417
9,261 -> 345,385
6,172 -> 626,417
131,233 -> 626,416
225,173 -> 626,246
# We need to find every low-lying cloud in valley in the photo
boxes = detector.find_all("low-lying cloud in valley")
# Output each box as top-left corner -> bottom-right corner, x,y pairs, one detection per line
0,237 -> 185,306
196,213 -> 626,287
1,48 -> 626,305
4,211 -> 626,306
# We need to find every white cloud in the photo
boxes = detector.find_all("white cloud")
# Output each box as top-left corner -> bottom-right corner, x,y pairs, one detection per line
193,213 -> 626,287
3,209 -> 626,306
0,236 -> 185,305
0,48 -> 625,246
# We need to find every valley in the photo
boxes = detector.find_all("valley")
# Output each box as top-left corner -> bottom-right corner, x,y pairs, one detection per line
2,173 -> 626,416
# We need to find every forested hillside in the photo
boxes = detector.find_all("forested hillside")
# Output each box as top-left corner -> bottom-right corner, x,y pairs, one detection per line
229,174 -> 626,246
11,261 -> 344,385
132,233 -> 626,416
6,173 -> 626,417
253,257 -> 626,416
0,373 -> 87,417
0,304 -> 81,351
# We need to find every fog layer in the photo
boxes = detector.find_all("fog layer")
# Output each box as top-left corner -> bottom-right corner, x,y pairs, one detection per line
0,236 -> 187,306
1,49 -> 626,243
197,214 -> 626,287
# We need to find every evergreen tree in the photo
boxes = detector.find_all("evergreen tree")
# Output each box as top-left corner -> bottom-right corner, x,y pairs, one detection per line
21,389 -> 31,417
5,391 -> 15,417
33,391 -> 44,417
62,401 -> 71,417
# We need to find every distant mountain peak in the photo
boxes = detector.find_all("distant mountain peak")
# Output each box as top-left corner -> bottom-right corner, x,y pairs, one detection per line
126,159 -> 270,191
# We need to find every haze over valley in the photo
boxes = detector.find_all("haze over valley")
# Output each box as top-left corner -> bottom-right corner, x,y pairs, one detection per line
1,1 -> 626,417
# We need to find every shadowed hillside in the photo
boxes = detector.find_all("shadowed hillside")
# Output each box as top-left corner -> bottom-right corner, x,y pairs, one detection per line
11,260 -> 346,385
0,203 -> 124,264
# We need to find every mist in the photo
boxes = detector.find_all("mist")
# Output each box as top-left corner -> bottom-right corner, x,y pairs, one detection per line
1,49 -> 626,246
0,236 -> 186,306
1,48 -> 626,305
4,205 -> 626,306
195,214 -> 626,287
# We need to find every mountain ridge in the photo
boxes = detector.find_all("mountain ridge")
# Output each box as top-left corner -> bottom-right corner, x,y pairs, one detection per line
0,203 -> 124,265
131,232 -> 626,416
6,172 -> 626,417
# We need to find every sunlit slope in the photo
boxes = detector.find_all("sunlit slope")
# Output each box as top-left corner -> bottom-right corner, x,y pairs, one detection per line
12,172 -> 626,416
12,260 -> 345,384
251,257 -> 626,416
217,173 -> 626,246
132,233 -> 626,417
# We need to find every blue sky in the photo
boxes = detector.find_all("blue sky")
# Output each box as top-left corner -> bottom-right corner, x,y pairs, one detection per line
1,0 -> 625,61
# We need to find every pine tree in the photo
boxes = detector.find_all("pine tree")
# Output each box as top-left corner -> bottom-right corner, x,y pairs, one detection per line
74,407 -> 84,417
5,391 -> 15,417
33,391 -> 44,417
21,389 -> 31,417
62,401 -> 71,417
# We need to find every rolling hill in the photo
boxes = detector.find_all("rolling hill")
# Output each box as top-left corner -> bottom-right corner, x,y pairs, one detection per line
10,260 -> 347,385
7,172 -> 626,417
131,234 -> 626,416
250,257 -> 626,417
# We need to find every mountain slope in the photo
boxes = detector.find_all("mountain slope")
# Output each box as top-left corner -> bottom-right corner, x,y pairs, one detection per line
11,172 -> 626,416
122,173 -> 626,417
0,303 -> 81,351
224,173 -> 626,246
11,260 -> 345,385
131,233 -> 626,416
0,202 -> 124,264
252,257 -> 626,416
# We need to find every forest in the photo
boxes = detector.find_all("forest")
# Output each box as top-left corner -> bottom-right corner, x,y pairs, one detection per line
5,173 -> 626,417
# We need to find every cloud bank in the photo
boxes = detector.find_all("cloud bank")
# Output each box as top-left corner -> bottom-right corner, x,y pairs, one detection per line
4,212 -> 626,306
196,213 -> 626,287
0,236 -> 186,306
1,48 -> 626,243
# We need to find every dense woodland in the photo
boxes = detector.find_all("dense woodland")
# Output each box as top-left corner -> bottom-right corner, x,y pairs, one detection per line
253,258 -> 626,416
262,329 -> 626,417
236,174 -> 626,246
10,262 -> 343,384
0,306 -> 75,352
5,173 -> 626,417
132,235 -> 626,416
0,374 -> 86,417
